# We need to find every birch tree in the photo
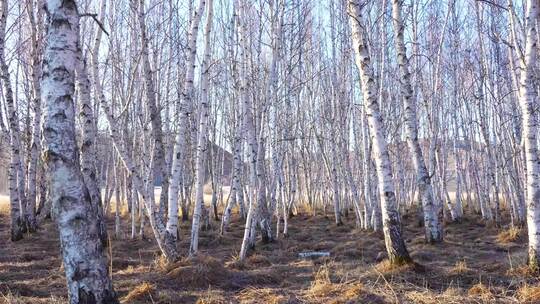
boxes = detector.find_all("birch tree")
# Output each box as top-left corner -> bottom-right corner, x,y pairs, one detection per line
347,0 -> 412,265
41,0 -> 117,302
190,0 -> 214,256
391,0 -> 442,242
167,0 -> 206,240
516,0 -> 540,271
0,0 -> 25,241
24,0 -> 44,232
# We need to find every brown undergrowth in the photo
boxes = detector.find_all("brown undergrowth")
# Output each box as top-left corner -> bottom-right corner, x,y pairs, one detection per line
0,208 -> 536,303
497,226 -> 524,244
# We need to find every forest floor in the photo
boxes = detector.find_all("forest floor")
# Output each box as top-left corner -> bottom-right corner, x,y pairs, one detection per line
0,199 -> 540,303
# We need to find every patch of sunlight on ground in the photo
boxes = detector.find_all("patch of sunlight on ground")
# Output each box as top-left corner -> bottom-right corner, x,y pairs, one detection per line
0,194 -> 9,214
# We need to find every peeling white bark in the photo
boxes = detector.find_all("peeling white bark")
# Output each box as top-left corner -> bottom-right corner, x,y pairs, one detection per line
167,0 -> 206,240
41,1 -> 117,302
517,0 -> 540,270
190,0 -> 214,256
0,0 -> 25,241
348,0 -> 412,264
391,0 -> 442,243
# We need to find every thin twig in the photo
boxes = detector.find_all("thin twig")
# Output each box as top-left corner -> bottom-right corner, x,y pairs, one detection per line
475,0 -> 508,11
80,13 -> 110,36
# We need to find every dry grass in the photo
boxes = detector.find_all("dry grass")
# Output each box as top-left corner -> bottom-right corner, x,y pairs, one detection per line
306,264 -> 338,299
236,287 -> 286,304
245,254 -> 272,268
0,195 -> 9,214
225,255 -> 246,270
517,284 -> 540,303
339,283 -> 364,301
497,226 -> 523,243
467,283 -> 493,300
304,263 -> 364,303
120,282 -> 156,303
0,204 -> 538,303
450,259 -> 470,274
374,258 -> 417,275
507,265 -> 537,278
0,293 -> 66,304
165,255 -> 230,289
196,289 -> 227,304
404,290 -> 440,304
405,287 -> 464,304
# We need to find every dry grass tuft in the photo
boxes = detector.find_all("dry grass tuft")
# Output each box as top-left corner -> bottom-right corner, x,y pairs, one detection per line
450,260 -> 469,274
196,289 -> 227,304
467,283 -> 492,300
341,283 -> 363,300
245,254 -> 272,268
405,287 -> 463,304
506,265 -> 537,277
0,292 -> 66,304
405,290 -> 438,304
225,255 -> 246,270
166,254 -> 230,289
116,265 -> 146,275
517,284 -> 540,303
374,259 -> 416,274
236,287 -> 286,304
153,254 -> 170,272
305,263 -> 364,303
442,286 -> 461,297
497,227 -> 523,243
121,282 -> 155,303
307,264 -> 337,298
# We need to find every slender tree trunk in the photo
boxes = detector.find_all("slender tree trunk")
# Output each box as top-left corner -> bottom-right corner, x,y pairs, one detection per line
135,0 -> 170,219
391,0 -> 442,243
190,0 -> 214,256
237,0 -> 261,261
221,128 -> 243,234
168,0 -> 206,240
347,0 -> 412,265
0,0 -> 25,241
41,1 -> 118,302
97,40 -> 178,265
114,161 -> 122,239
516,0 -> 540,271
24,0 -> 43,233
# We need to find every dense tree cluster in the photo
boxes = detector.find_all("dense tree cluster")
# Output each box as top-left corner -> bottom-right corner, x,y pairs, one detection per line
0,0 -> 539,302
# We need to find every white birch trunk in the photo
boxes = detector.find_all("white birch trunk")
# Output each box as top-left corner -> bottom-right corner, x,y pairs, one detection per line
0,0 -> 25,241
135,0 -> 170,218
41,1 -> 117,302
75,52 -> 108,245
221,125 -> 244,234
167,0 -> 206,239
190,0 -> 214,256
237,0 -> 261,261
391,0 -> 442,243
517,0 -> 540,270
96,31 -> 178,264
24,0 -> 43,232
347,0 -> 412,264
